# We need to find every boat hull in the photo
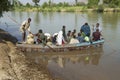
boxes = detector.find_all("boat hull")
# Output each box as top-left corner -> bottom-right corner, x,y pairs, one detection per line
16,39 -> 104,52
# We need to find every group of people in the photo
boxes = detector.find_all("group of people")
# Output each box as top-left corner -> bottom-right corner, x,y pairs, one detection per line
19,18 -> 102,46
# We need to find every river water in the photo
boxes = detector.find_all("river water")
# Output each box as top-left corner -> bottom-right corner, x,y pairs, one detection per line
0,11 -> 120,80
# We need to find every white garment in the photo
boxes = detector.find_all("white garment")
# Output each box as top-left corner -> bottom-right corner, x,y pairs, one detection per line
93,26 -> 102,32
20,20 -> 30,33
53,33 -> 58,37
69,38 -> 79,44
57,31 -> 63,45
26,33 -> 34,44
44,33 -> 51,39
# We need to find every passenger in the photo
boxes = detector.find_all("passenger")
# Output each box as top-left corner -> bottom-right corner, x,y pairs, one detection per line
56,30 -> 66,45
67,30 -> 72,42
92,29 -> 101,41
92,23 -> 102,33
26,32 -> 35,44
69,35 -> 79,44
62,25 -> 67,42
20,18 -> 31,42
44,33 -> 51,40
35,29 -> 47,44
52,33 -> 58,44
71,29 -> 77,37
80,23 -> 91,37
80,29 -> 86,38
84,36 -> 90,42
46,38 -> 52,46
77,33 -> 84,43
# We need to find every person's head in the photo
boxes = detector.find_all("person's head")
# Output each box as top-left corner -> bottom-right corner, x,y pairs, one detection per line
96,23 -> 99,27
63,25 -> 66,29
84,23 -> 88,25
38,29 -> 43,33
96,29 -> 99,32
80,29 -> 83,33
78,33 -> 81,36
28,18 -> 31,23
68,30 -> 71,33
73,35 -> 76,38
73,29 -> 76,33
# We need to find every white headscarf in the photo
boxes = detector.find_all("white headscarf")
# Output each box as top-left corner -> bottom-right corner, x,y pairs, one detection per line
57,31 -> 63,45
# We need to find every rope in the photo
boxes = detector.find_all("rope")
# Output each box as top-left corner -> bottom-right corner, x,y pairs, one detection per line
6,14 -> 20,25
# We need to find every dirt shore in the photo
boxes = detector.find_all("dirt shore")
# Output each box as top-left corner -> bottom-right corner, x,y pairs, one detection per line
0,28 -> 61,80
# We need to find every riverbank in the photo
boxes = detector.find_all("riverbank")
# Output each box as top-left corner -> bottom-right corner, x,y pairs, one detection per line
0,28 -> 61,80
13,6 -> 120,12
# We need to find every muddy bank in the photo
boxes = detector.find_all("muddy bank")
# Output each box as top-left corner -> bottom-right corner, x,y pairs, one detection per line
0,28 -> 61,80
0,29 -> 17,44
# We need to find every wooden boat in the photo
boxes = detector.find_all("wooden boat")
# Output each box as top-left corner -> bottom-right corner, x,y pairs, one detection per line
16,39 -> 104,52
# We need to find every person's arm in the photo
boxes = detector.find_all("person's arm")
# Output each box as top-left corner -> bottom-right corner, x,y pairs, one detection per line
92,24 -> 95,31
21,21 -> 26,27
28,27 -> 31,32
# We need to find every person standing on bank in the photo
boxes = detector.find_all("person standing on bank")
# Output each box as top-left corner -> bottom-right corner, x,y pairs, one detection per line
20,18 -> 31,42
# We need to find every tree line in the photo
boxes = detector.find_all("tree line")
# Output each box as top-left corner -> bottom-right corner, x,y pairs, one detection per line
0,0 -> 120,17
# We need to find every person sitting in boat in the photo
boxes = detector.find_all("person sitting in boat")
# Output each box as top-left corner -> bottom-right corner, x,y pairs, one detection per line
71,29 -> 77,38
26,32 -> 35,44
80,29 -> 86,38
69,35 -> 79,44
80,23 -> 91,37
35,29 -> 47,44
56,30 -> 66,45
67,30 -> 72,43
84,36 -> 90,42
92,23 -> 102,33
52,33 -> 58,45
77,33 -> 84,43
46,38 -> 53,46
44,33 -> 51,40
92,29 -> 102,41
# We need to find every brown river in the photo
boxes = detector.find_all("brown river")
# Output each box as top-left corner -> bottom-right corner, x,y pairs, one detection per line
0,12 -> 120,80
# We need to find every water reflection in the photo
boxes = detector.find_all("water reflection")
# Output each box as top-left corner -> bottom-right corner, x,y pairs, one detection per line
25,47 -> 103,68
34,12 -> 40,25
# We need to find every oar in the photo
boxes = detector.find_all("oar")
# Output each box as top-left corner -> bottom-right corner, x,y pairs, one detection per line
46,44 -> 56,52
43,42 -> 56,52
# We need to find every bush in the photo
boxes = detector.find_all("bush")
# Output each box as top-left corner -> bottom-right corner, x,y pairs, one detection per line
76,2 -> 86,6
97,5 -> 104,12
42,2 -> 49,8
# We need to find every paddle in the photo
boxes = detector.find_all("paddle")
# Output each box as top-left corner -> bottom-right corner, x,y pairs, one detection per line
42,41 -> 56,52
46,44 -> 56,52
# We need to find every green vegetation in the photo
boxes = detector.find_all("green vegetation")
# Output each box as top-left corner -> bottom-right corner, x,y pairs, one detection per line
32,0 -> 40,6
0,0 -> 11,17
1,0 -> 120,14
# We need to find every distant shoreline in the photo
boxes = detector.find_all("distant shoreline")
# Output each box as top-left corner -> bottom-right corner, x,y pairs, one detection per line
13,6 -> 120,12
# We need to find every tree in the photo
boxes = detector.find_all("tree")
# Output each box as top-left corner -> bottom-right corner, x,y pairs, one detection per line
26,3 -> 31,7
103,0 -> 110,4
32,0 -> 40,6
103,0 -> 120,7
75,0 -> 78,5
0,0 -> 11,17
98,0 -> 103,5
88,0 -> 99,8
48,0 -> 52,6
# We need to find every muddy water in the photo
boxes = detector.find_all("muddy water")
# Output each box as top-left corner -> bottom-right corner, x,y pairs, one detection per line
0,12 -> 120,80
24,43 -> 120,80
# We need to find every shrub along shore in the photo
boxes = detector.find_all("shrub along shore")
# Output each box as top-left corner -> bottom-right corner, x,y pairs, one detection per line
13,6 -> 120,12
